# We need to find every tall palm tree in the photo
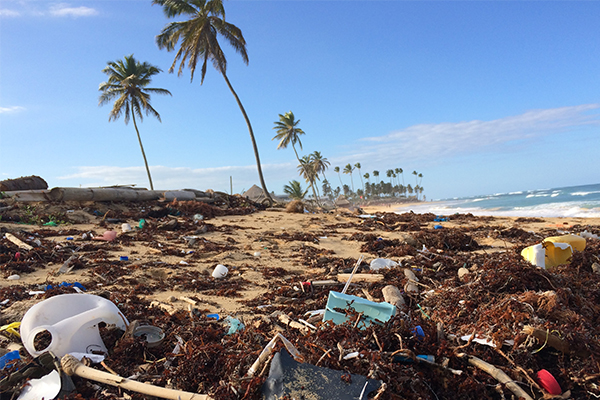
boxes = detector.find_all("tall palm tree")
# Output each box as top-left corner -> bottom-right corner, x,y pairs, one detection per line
272,111 -> 319,204
396,167 -> 404,186
154,0 -> 272,204
99,54 -> 171,190
273,111 -> 305,160
334,166 -> 343,188
283,180 -> 307,200
373,170 -> 379,181
343,163 -> 355,192
412,171 -> 418,188
364,172 -> 370,184
354,162 -> 364,192
386,169 -> 394,186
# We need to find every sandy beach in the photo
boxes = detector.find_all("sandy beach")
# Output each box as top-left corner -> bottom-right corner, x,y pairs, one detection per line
0,197 -> 599,399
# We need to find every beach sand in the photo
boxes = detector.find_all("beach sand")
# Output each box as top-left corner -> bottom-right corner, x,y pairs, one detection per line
1,199 -> 599,399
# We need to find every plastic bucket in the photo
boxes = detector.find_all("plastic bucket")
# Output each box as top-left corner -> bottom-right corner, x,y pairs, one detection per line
20,294 -> 128,358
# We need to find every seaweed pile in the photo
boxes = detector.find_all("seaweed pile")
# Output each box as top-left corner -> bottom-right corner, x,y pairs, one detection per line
0,200 -> 599,399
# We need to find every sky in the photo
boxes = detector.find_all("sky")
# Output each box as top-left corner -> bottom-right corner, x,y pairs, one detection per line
1,0 -> 599,201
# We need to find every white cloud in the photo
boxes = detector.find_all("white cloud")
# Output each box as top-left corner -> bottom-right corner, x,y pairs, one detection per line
0,9 -> 20,17
351,104 -> 600,166
57,162 -> 295,193
0,106 -> 25,114
49,3 -> 97,17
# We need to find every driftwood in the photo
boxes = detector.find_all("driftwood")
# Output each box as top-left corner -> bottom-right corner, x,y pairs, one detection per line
465,354 -> 534,400
61,354 -> 210,400
5,233 -> 33,250
337,273 -> 383,283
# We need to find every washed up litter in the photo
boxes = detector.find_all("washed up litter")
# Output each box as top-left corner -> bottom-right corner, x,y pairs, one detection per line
92,231 -> 117,242
369,257 -> 399,270
521,234 -> 586,269
16,369 -> 62,400
19,293 -> 128,358
262,349 -> 382,400
323,291 -> 396,329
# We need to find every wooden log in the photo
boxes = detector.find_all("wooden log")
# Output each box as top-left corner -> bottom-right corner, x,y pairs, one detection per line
337,273 -> 383,283
0,176 -> 47,191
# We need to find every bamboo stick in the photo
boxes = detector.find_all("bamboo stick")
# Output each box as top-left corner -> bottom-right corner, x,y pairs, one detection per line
61,354 -> 210,400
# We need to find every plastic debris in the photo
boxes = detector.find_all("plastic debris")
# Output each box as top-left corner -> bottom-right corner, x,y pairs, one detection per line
323,291 -> 396,329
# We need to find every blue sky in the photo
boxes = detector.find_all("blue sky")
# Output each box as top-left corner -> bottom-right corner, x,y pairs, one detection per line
1,0 -> 599,200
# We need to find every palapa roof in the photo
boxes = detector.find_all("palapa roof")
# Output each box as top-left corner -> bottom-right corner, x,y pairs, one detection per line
242,184 -> 268,201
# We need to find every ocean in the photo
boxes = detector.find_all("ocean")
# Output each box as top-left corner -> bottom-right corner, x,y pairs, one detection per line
392,183 -> 600,218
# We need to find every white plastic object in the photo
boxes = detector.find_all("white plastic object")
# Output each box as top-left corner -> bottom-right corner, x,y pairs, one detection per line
369,258 -> 399,271
20,293 -> 128,358
121,223 -> 132,232
212,264 -> 228,278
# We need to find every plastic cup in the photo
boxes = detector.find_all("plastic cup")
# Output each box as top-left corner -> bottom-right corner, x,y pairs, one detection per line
212,264 -> 228,278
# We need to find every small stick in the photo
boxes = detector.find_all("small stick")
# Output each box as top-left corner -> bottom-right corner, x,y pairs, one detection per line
61,354 -> 210,400
373,332 -> 383,352
465,354 -> 533,400
315,349 -> 332,366
342,255 -> 364,294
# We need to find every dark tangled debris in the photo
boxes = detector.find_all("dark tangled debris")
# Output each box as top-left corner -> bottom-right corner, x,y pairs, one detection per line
0,198 -> 599,400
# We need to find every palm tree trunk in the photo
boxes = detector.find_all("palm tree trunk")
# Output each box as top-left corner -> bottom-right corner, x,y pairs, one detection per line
131,107 -> 154,190
221,72 -> 273,205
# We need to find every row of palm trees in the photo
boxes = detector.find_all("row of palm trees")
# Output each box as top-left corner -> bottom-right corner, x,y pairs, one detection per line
99,0 -> 274,203
273,111 -> 425,202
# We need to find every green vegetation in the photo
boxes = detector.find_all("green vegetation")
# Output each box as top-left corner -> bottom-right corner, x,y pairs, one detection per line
99,54 -> 171,190
154,0 -> 273,205
283,180 -> 308,200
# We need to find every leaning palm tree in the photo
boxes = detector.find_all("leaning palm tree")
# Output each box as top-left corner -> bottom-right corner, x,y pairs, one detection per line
297,155 -> 319,202
283,180 -> 307,200
154,0 -> 272,204
99,54 -> 172,190
343,163 -> 355,192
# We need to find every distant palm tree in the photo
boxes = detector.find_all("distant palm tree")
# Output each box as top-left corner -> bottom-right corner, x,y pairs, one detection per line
354,162 -> 364,192
373,170 -> 379,181
364,172 -> 370,183
412,171 -> 418,187
343,163 -> 355,192
334,166 -> 343,188
283,180 -> 307,200
99,54 -> 172,190
154,0 -> 273,204
386,169 -> 394,186
396,167 -> 404,186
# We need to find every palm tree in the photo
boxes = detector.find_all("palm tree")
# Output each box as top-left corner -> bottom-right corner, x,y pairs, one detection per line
273,111 -> 305,160
297,155 -> 319,202
343,163 -> 355,192
396,167 -> 404,186
311,151 -> 330,182
373,170 -> 379,181
154,0 -> 273,204
386,169 -> 394,186
334,166 -> 343,187
354,162 -> 364,192
99,54 -> 172,190
283,180 -> 307,200
364,172 -> 370,184
412,171 -> 418,188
